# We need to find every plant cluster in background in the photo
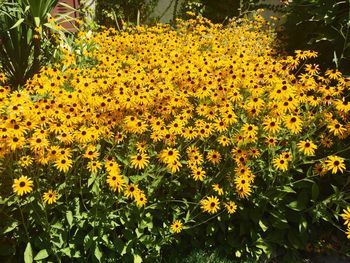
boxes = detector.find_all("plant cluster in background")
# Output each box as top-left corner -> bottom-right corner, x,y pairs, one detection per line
1,14 -> 350,262
0,0 -> 60,88
0,0 -> 83,89
273,0 -> 350,72
95,0 -> 160,28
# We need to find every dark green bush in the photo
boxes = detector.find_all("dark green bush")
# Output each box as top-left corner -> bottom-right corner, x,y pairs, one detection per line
279,0 -> 350,72
95,0 -> 159,28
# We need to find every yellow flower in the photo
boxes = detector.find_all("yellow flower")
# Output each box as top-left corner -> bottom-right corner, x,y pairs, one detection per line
325,156 -> 346,174
273,155 -> 289,172
206,150 -> 221,165
106,173 -> 125,192
124,184 -> 140,199
341,207 -> 350,227
224,201 -> 237,214
191,166 -> 206,181
18,156 -> 33,167
297,139 -> 317,156
54,158 -> 73,173
43,189 -> 59,204
130,152 -> 150,170
87,160 -> 102,173
159,147 -> 180,165
171,220 -> 183,233
200,196 -> 220,214
135,192 -> 147,208
12,176 -> 33,196
212,184 -> 224,195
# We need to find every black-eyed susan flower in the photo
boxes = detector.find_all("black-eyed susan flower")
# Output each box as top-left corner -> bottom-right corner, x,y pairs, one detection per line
87,160 -> 102,173
325,156 -> 346,174
159,147 -> 180,165
224,201 -> 237,214
200,196 -> 220,214
43,189 -> 59,204
106,173 -> 125,192
212,184 -> 224,195
284,115 -> 302,134
54,157 -> 73,173
273,155 -> 289,172
135,192 -> 147,208
341,207 -> 350,227
191,166 -> 206,181
130,152 -> 150,170
171,220 -> 183,233
327,121 -> 346,137
206,150 -> 221,165
124,184 -> 140,199
236,184 -> 252,198
12,176 -> 33,196
18,155 -> 33,167
218,135 -> 231,147
297,139 -> 317,156
263,117 -> 280,134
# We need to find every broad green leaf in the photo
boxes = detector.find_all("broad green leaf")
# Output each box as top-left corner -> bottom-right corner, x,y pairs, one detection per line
34,249 -> 49,261
34,17 -> 40,27
1,221 -> 18,235
66,211 -> 73,227
10,18 -> 24,29
24,242 -> 33,263
94,245 -> 102,262
134,254 -> 142,263
287,201 -> 303,211
259,220 -> 268,232
60,247 -> 71,257
298,217 -> 307,233
281,186 -> 296,193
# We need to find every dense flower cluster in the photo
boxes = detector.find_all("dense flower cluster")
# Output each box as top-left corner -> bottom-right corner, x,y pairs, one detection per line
1,15 -> 349,251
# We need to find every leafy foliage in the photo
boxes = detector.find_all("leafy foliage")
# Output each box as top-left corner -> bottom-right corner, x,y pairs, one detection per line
95,0 -> 160,28
278,0 -> 350,72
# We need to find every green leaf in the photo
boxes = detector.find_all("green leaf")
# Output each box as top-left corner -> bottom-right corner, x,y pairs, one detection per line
10,18 -> 24,29
1,221 -> 18,235
94,245 -> 102,262
34,249 -> 49,261
259,220 -> 268,232
281,186 -> 296,193
298,217 -> 307,233
287,200 -> 306,211
60,247 -> 71,257
88,173 -> 96,187
66,211 -> 73,228
134,254 -> 142,263
34,17 -> 40,27
24,242 -> 33,263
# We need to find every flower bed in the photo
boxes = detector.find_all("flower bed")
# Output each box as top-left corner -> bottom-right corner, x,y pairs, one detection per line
0,15 -> 349,262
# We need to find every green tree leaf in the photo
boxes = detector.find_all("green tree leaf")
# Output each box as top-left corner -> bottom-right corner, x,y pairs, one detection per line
94,245 -> 102,262
134,254 -> 142,263
1,221 -> 18,235
24,242 -> 33,263
34,249 -> 49,261
66,211 -> 73,228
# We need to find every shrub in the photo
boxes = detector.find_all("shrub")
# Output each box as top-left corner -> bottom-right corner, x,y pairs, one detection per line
95,0 -> 159,28
278,0 -> 350,72
0,15 -> 350,262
